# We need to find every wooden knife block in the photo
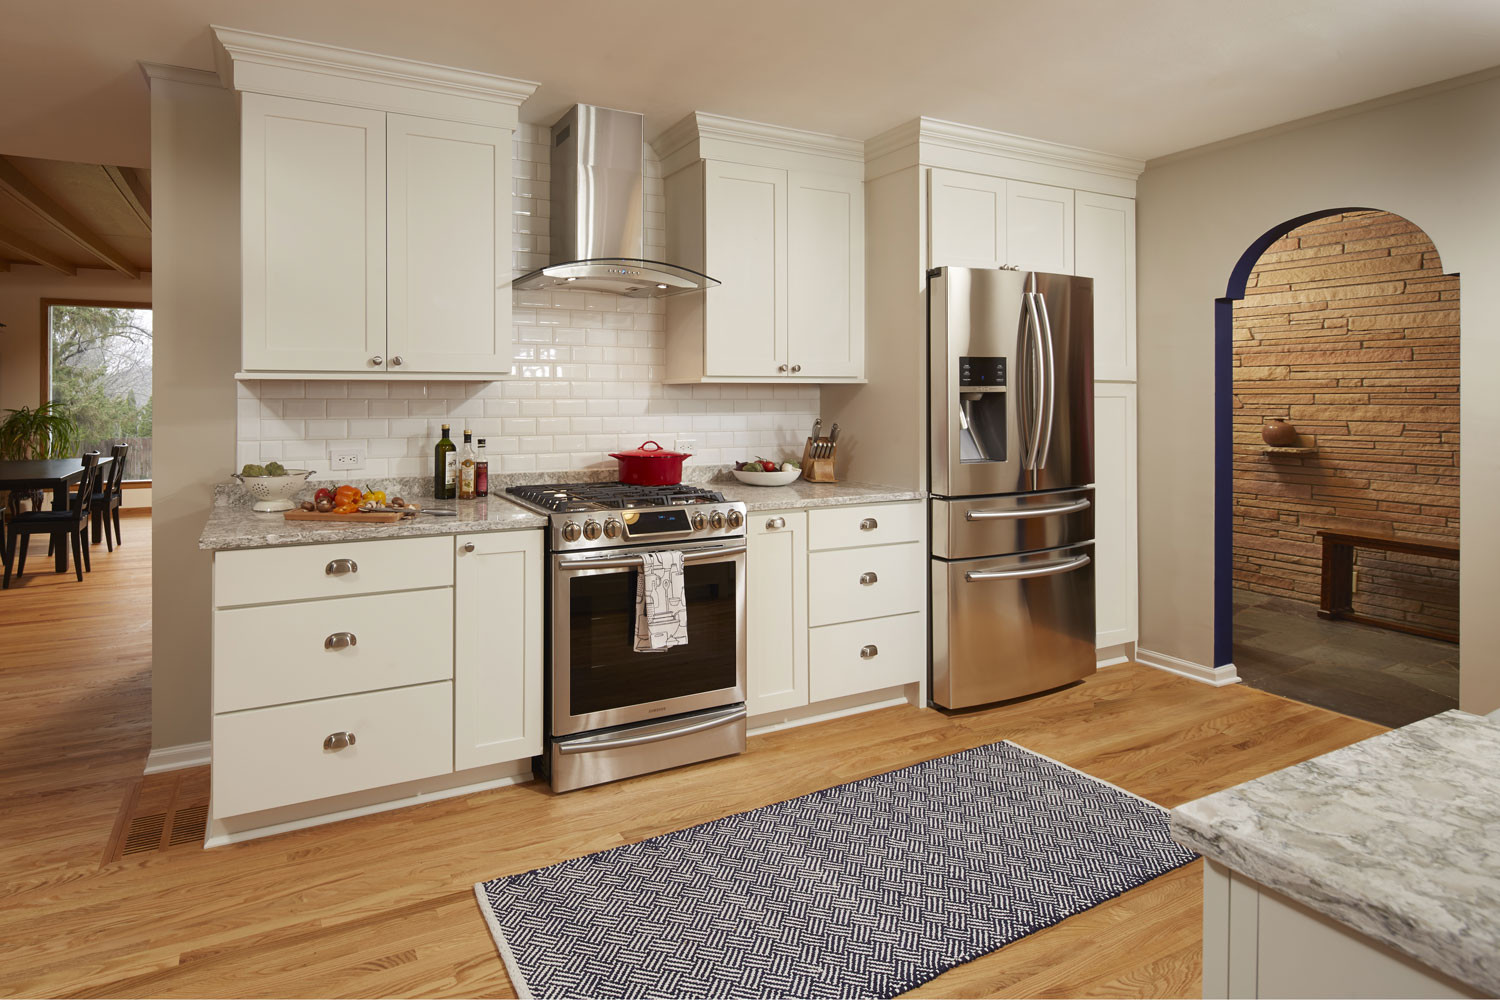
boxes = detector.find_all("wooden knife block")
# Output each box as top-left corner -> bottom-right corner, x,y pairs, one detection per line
800,437 -> 837,482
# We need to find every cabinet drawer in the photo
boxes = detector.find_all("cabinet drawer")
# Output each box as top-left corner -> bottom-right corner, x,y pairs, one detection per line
809,541 -> 925,626
211,682 -> 453,817
809,501 -> 923,551
809,612 -> 925,703
213,588 -> 453,713
214,536 -> 452,607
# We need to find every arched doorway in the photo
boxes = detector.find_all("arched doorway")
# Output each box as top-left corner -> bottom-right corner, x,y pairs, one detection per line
1215,210 -> 1460,725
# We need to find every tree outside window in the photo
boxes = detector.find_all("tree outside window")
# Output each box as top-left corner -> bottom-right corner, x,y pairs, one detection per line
47,303 -> 152,481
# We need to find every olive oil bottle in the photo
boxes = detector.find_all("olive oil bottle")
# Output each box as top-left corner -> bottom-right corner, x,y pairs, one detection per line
434,424 -> 456,499
458,430 -> 477,500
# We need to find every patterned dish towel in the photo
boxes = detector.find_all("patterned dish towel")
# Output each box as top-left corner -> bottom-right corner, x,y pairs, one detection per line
635,550 -> 688,651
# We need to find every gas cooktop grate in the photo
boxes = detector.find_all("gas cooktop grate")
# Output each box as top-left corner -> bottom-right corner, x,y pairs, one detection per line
506,482 -> 727,512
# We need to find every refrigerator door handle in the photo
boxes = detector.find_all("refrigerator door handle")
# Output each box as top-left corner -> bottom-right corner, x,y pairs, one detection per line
1035,291 -> 1057,470
964,498 -> 1092,521
964,554 -> 1091,583
1022,292 -> 1045,470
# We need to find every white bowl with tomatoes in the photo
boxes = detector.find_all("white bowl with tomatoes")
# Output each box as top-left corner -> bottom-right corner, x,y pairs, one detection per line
731,459 -> 802,486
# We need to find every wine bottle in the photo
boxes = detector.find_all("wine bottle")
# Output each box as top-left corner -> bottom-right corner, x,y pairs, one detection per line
458,430 -> 477,500
475,438 -> 489,497
434,424 -> 456,500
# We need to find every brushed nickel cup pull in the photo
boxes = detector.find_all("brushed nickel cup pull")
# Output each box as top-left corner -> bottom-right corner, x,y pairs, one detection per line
323,731 -> 356,751
463,542 -> 476,553
860,571 -> 878,586
860,644 -> 878,659
391,355 -> 405,366
766,517 -> 786,529
325,558 -> 358,576
860,517 -> 878,531
324,631 -> 357,650
370,355 -> 384,366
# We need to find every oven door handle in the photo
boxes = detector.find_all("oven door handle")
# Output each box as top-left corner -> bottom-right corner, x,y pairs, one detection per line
557,544 -> 747,572
555,705 -> 748,754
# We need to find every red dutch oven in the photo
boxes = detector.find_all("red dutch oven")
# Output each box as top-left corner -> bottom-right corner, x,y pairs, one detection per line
609,440 -> 692,485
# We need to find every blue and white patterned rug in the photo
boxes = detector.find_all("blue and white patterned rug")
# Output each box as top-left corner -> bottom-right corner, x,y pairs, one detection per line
474,741 -> 1197,999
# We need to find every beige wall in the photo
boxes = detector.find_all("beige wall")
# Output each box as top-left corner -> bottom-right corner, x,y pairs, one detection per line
0,268 -> 151,412
1137,75 -> 1500,714
148,72 -> 240,749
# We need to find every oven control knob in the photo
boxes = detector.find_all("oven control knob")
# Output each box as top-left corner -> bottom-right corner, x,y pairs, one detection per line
603,518 -> 622,539
725,509 -> 744,529
582,519 -> 602,540
691,512 -> 707,531
709,510 -> 725,530
561,521 -> 582,542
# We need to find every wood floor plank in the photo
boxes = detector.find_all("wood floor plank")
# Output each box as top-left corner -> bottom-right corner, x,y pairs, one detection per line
0,516 -> 1385,998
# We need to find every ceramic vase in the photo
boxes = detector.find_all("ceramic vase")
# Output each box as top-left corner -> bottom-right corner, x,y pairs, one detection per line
1261,418 -> 1299,447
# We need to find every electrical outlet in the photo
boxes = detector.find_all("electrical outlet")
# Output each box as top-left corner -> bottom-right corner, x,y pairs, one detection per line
676,437 -> 697,454
330,447 -> 365,471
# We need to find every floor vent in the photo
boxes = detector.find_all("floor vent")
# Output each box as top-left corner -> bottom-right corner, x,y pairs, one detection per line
168,803 -> 209,846
103,766 -> 211,864
122,813 -> 166,855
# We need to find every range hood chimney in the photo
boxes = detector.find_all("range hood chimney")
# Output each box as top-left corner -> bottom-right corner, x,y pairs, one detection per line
511,105 -> 718,298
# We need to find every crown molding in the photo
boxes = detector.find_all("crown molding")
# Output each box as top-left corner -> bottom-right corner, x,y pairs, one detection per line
139,62 -> 224,88
868,117 -> 1144,181
656,111 -> 863,177
211,26 -> 538,125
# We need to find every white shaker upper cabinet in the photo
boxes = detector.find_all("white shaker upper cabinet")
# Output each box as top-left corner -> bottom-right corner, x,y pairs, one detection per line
928,168 -> 1006,269
746,510 -> 809,716
788,171 -> 865,379
1005,180 -> 1074,274
241,94 -> 387,373
702,160 -> 789,378
1093,382 -> 1138,648
386,115 -> 513,375
1075,191 -> 1137,382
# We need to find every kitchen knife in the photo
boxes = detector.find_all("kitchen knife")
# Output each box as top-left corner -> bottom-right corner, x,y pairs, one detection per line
829,424 -> 839,455
811,418 -> 821,449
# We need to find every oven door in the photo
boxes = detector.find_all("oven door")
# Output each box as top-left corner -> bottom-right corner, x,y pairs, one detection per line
552,539 -> 747,736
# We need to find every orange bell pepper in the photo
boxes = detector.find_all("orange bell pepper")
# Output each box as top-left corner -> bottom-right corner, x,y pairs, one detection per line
334,484 -> 362,507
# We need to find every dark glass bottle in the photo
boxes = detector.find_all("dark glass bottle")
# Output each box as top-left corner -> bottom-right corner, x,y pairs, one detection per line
434,424 -> 456,500
475,438 -> 489,497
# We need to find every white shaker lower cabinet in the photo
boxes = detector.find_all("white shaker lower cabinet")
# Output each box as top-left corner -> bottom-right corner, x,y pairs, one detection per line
453,531 -> 544,769
746,510 -> 809,716
1093,382 -> 1138,647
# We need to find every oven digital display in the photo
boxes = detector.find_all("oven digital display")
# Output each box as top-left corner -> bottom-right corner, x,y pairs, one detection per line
622,509 -> 691,536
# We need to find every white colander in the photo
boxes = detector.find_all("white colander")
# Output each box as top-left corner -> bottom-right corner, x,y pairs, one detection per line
232,469 -> 316,512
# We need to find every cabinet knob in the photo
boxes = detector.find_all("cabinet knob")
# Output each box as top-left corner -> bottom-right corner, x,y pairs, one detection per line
860,517 -> 878,531
778,364 -> 789,373
323,731 -> 357,751
766,516 -> 786,530
370,355 -> 384,367
323,631 -> 357,650
790,364 -> 802,374
391,356 -> 405,367
860,571 -> 878,586
325,558 -> 358,576
860,644 -> 879,659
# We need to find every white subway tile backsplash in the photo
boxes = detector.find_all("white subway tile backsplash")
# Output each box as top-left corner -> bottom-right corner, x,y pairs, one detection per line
237,133 -> 820,480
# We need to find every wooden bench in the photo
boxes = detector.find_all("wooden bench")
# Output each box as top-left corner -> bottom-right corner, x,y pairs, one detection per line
1316,530 -> 1458,643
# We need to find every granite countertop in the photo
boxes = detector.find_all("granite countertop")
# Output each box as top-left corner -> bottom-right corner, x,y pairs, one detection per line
199,470 -> 924,551
1170,710 -> 1500,995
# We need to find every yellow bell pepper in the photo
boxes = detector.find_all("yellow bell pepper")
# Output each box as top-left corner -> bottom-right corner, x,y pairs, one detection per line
361,489 -> 387,506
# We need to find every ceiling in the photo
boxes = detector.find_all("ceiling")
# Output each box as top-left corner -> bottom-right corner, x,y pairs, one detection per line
0,155 -> 151,276
3,0 -> 1500,170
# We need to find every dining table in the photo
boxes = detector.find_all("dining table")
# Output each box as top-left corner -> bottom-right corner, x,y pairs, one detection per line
0,456 -> 115,574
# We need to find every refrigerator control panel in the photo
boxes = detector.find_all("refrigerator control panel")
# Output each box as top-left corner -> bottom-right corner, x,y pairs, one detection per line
959,356 -> 1007,388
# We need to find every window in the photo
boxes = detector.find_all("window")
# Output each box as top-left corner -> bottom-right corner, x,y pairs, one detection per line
45,301 -> 152,482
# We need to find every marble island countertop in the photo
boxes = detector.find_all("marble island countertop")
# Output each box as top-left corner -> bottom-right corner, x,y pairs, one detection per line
1170,710 -> 1500,995
198,471 -> 924,551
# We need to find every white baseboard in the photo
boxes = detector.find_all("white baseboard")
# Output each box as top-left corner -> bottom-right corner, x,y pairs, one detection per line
1135,648 -> 1241,687
1096,641 -> 1135,668
144,740 -> 212,773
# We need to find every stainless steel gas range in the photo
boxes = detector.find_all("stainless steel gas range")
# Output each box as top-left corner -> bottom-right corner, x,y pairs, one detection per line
505,482 -> 749,792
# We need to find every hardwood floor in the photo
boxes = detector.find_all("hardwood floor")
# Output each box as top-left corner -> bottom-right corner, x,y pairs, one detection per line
0,516 -> 1384,998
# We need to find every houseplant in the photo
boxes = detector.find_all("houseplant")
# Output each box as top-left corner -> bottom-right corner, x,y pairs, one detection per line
0,402 -> 81,514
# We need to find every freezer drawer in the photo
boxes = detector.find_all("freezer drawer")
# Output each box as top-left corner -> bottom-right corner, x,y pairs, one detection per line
931,542 -> 1096,709
932,488 -> 1094,560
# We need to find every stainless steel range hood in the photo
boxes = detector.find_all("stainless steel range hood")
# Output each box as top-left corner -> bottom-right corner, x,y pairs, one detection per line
512,105 -> 719,298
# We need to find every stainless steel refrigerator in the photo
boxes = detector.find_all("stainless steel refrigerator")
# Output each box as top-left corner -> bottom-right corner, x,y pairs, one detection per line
928,266 -> 1097,709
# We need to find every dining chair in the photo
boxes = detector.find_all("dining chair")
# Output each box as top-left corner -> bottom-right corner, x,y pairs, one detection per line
2,453 -> 100,588
90,443 -> 130,550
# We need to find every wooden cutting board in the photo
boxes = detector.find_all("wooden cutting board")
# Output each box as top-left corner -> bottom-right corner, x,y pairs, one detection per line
282,509 -> 406,524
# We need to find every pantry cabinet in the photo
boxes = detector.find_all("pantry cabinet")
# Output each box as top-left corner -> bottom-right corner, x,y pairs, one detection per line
661,112 -> 866,384
1093,382 -> 1138,647
746,510 -> 809,716
1075,191 -> 1137,381
216,27 -> 535,380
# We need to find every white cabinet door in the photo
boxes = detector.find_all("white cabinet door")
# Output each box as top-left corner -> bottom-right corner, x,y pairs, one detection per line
704,161 -> 787,377
1076,192 -> 1137,381
928,168 -> 1006,269
1006,180 -> 1074,274
746,510 -> 808,716
1093,383 -> 1138,647
387,115 -> 513,375
241,94 -> 386,373
787,170 -> 864,379
453,531 -> 544,769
